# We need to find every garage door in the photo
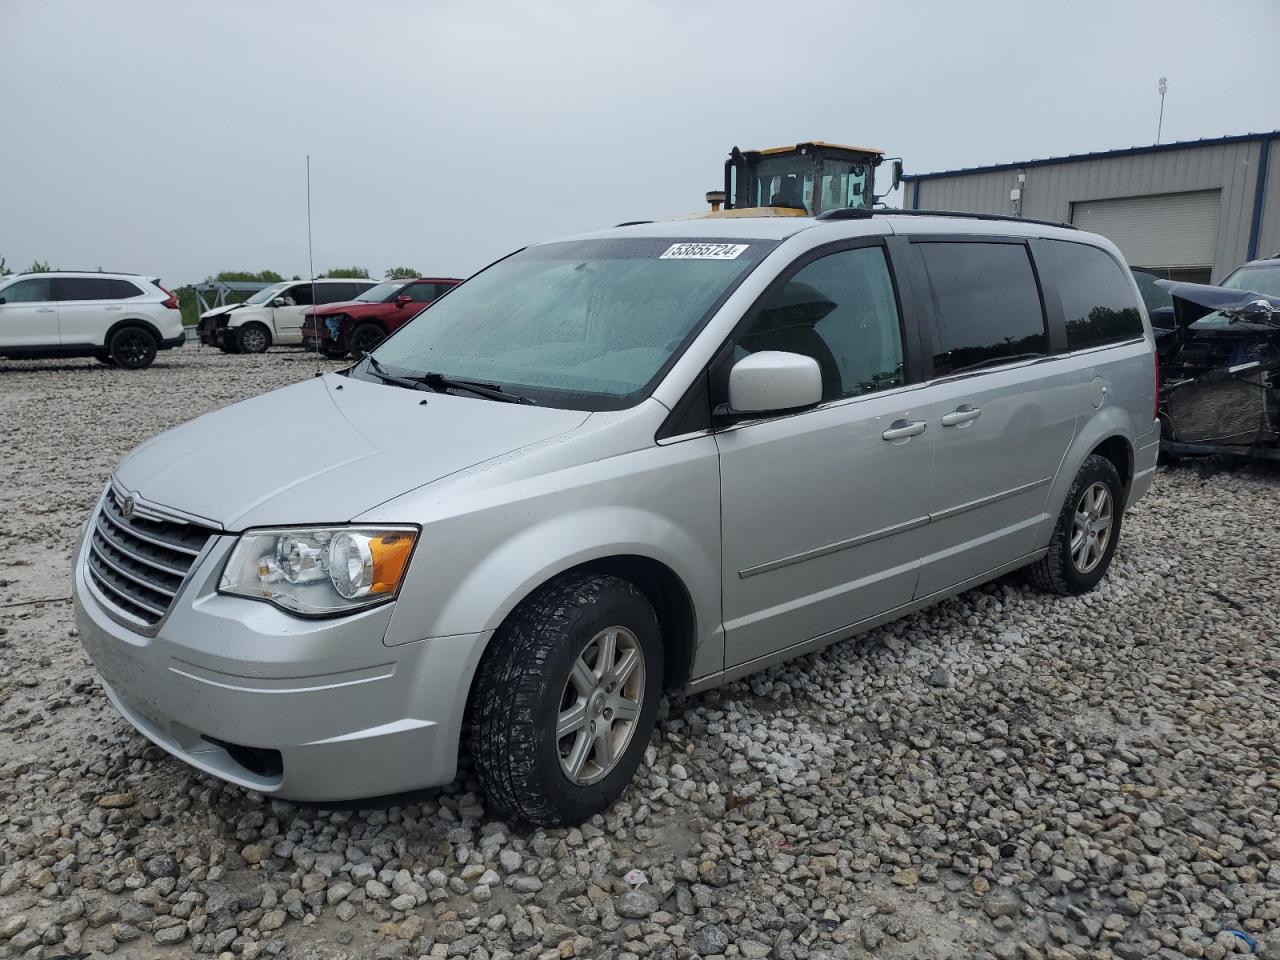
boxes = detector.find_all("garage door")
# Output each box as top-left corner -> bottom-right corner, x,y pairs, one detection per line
1070,190 -> 1220,270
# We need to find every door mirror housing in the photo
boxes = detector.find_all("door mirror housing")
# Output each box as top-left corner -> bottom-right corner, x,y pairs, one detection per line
0,297 -> 6,305
719,351 -> 823,419
271,297 -> 287,308
395,295 -> 413,306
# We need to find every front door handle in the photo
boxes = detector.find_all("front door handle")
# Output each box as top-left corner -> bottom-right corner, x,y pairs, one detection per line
104,305 -> 122,311
882,419 -> 927,441
36,307 -> 56,313
941,405 -> 982,427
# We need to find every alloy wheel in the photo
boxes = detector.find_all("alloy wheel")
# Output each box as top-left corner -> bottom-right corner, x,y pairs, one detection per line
556,626 -> 646,785
1070,481 -> 1113,574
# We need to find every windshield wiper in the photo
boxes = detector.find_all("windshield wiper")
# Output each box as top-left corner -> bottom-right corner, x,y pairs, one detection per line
361,356 -> 532,404
417,372 -> 533,404
361,354 -> 433,391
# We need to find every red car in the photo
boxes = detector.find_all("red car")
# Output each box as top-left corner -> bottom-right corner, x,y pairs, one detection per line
302,276 -> 461,358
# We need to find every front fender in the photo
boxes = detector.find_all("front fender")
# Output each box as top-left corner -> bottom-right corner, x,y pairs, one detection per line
386,506 -> 719,647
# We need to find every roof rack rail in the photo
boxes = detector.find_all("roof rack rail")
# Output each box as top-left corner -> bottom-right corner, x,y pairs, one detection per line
880,208 -> 1077,230
614,220 -> 653,227
814,207 -> 1075,230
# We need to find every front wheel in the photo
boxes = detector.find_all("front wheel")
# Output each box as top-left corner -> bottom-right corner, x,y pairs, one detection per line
235,323 -> 270,354
1029,454 -> 1124,595
108,326 -> 157,369
468,573 -> 663,826
348,322 -> 385,358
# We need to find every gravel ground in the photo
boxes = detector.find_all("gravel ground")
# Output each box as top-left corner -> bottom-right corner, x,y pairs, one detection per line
2,348 -> 1279,960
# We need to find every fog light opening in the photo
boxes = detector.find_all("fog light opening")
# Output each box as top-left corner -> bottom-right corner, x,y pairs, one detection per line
202,736 -> 283,779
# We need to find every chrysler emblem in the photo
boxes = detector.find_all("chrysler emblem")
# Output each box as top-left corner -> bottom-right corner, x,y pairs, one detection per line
121,497 -> 136,519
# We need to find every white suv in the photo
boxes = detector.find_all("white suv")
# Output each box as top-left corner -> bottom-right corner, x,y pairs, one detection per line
201,278 -> 378,353
0,272 -> 185,369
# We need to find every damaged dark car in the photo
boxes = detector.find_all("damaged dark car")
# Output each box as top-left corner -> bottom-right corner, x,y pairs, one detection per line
1154,257 -> 1280,460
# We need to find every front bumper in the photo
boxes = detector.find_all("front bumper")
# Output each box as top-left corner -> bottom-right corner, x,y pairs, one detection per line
72,513 -> 488,801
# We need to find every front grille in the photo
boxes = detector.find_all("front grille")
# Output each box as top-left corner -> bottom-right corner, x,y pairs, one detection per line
86,492 -> 215,626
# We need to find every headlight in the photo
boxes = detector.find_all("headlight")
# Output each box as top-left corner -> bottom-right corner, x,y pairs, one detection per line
219,526 -> 418,617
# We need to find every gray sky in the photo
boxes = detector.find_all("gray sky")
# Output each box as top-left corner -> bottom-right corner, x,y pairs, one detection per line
2,0 -> 1277,287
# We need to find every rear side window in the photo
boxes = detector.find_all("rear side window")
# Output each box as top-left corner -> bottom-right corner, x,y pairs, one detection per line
735,245 -> 905,402
1,277 -> 53,302
1037,241 -> 1145,350
918,242 -> 1047,376
315,283 -> 358,304
56,277 -> 116,300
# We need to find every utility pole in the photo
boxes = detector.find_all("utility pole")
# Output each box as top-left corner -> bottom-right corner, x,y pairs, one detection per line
1156,77 -> 1167,144
306,155 -> 315,281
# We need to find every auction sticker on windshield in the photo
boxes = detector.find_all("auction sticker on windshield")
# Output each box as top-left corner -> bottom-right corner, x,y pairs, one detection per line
659,242 -> 750,260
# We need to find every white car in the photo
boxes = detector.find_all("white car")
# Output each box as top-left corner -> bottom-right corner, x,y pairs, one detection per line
200,278 -> 378,353
0,272 -> 185,368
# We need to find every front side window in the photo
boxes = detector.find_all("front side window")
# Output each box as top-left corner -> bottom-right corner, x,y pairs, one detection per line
368,237 -> 775,410
919,242 -> 1048,376
402,282 -> 436,302
0,277 -> 53,303
282,283 -> 313,306
1036,241 -> 1144,350
734,246 -> 904,402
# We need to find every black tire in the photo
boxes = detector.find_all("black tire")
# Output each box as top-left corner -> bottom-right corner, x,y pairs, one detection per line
349,322 -> 385,358
1029,454 -> 1125,595
318,340 -> 348,360
235,323 -> 270,354
468,573 -> 664,826
108,326 -> 157,369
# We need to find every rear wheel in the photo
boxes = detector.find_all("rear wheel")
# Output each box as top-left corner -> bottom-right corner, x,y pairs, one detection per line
235,323 -> 271,354
1029,454 -> 1124,595
468,573 -> 663,826
349,322 -> 385,358
108,326 -> 157,369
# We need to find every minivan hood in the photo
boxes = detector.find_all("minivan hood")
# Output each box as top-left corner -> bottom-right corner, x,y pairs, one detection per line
114,374 -> 589,529
199,303 -> 244,320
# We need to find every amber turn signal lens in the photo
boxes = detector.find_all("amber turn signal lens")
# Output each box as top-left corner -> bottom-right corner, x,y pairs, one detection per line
370,533 -> 414,594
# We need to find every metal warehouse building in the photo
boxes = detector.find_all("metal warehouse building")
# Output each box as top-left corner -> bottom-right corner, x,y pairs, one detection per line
901,131 -> 1280,283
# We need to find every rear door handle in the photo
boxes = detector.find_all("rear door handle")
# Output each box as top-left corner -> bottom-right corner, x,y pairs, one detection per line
882,419 -> 927,441
36,307 -> 56,313
104,305 -> 122,311
941,405 -> 982,427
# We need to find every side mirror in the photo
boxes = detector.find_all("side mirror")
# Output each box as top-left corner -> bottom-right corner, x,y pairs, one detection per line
720,351 -> 822,418
0,297 -> 6,305
395,295 -> 412,306
271,297 -> 286,307
891,159 -> 903,192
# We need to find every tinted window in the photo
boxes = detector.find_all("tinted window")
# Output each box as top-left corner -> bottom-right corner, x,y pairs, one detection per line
735,246 -> 904,402
313,283 -> 350,304
1,277 -> 52,303
434,282 -> 457,299
919,242 -> 1047,376
56,277 -> 116,300
1037,241 -> 1144,350
402,282 -> 435,302
109,279 -> 143,299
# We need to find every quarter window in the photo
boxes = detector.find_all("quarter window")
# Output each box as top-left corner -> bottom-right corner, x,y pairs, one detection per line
109,279 -> 142,298
735,246 -> 905,402
1,277 -> 52,303
1036,241 -> 1145,350
919,242 -> 1048,376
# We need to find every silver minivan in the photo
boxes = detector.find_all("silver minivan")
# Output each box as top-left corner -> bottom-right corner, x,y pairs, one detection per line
73,212 -> 1160,824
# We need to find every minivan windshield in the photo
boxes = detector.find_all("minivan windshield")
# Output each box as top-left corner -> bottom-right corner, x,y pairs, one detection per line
357,280 -> 409,302
363,237 -> 776,410
244,282 -> 291,305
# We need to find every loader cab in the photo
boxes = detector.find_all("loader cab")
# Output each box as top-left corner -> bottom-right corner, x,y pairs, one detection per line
719,142 -> 899,216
